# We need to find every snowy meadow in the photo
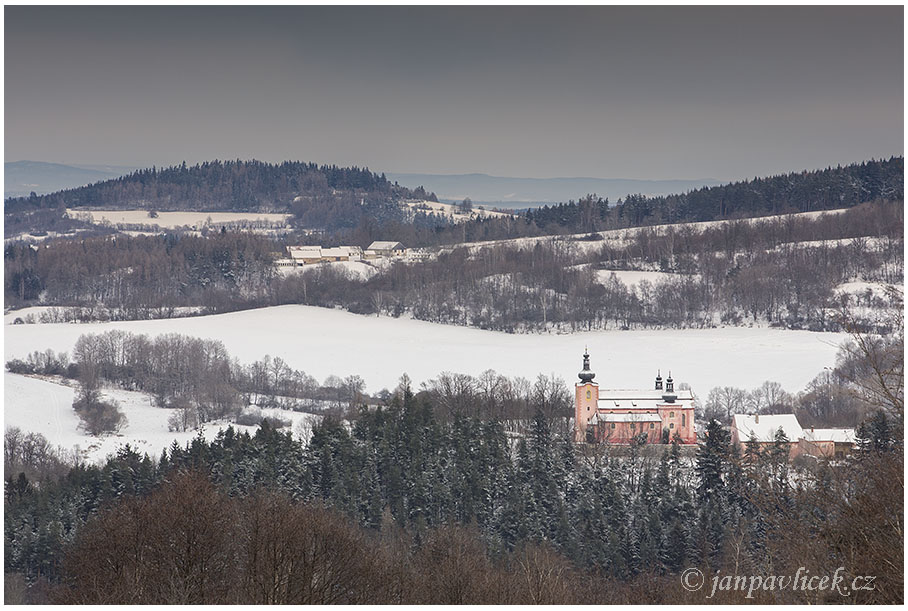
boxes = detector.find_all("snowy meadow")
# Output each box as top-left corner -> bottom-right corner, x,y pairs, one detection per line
6,304 -> 847,396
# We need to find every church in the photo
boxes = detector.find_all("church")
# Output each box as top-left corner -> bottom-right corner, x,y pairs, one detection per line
573,349 -> 697,445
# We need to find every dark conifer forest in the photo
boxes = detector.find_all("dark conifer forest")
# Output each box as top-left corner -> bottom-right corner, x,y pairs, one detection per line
5,159 -> 436,213
523,157 -> 903,232
4,393 -> 902,603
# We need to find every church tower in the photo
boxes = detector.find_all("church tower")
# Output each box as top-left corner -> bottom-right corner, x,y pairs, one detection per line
574,348 -> 599,441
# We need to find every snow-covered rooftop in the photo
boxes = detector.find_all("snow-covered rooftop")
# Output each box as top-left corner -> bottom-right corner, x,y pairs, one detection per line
599,388 -> 695,401
597,388 -> 694,409
321,247 -> 352,258
733,414 -> 803,443
802,428 -> 856,444
289,246 -> 322,259
367,241 -> 403,251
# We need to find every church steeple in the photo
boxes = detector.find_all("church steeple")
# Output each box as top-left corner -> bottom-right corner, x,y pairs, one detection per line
665,371 -> 674,393
578,347 -> 596,383
655,370 -> 663,390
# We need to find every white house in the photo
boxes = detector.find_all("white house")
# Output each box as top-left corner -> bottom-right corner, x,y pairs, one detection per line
365,241 -> 405,258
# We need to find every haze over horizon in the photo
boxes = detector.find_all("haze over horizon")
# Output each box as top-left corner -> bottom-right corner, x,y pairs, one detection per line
5,6 -> 903,183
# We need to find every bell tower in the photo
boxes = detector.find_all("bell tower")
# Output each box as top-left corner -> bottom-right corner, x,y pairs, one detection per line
574,348 -> 599,441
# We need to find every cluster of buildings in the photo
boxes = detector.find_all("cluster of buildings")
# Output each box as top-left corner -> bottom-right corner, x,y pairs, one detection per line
573,350 -> 856,460
274,241 -> 431,268
730,413 -> 855,460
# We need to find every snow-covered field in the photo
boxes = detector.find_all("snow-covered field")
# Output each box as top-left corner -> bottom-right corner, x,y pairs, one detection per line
4,372 -> 318,463
6,305 -> 847,397
66,209 -> 291,229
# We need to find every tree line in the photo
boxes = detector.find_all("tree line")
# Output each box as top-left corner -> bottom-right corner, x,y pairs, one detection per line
278,201 -> 903,333
6,200 -> 902,334
7,329 -> 577,436
522,157 -> 903,232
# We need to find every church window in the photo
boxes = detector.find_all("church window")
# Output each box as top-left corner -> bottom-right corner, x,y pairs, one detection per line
682,414 -> 686,426
669,411 -> 675,418
631,423 -> 636,430
586,390 -> 591,399
610,423 -> 616,429
649,423 -> 654,429
670,423 -> 675,429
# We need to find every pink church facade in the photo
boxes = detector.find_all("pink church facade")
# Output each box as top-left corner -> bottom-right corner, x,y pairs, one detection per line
573,350 -> 696,445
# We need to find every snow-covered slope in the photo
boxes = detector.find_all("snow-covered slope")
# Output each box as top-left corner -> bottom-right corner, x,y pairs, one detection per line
65,209 -> 291,229
5,305 -> 847,396
4,372 -> 318,463
458,208 -> 852,254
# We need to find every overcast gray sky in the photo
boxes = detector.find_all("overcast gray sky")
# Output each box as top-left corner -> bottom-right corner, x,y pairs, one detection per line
5,6 -> 903,181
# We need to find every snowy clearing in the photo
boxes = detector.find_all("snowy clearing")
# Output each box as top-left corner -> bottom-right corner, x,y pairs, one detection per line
4,372 -> 319,463
594,269 -> 698,286
401,199 -> 512,223
275,260 -> 379,280
835,281 -> 899,296
66,209 -> 292,229
5,305 -> 847,397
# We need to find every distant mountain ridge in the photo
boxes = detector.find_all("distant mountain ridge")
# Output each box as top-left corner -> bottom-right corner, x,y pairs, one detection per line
385,172 -> 724,209
4,161 -> 137,198
5,160 -> 723,210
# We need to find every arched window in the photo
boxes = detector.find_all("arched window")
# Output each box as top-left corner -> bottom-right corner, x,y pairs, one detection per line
669,411 -> 675,418
682,413 -> 686,426
586,390 -> 591,400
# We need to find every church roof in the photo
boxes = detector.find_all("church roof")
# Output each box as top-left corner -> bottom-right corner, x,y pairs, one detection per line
597,388 -> 694,409
599,389 -> 694,401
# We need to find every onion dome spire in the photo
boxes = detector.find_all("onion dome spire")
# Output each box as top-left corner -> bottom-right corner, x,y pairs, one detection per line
578,347 -> 596,383
655,369 -> 663,390
661,370 -> 677,402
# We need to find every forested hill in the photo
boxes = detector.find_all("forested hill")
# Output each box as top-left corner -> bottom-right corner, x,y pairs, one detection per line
4,159 -> 437,214
525,157 -> 904,231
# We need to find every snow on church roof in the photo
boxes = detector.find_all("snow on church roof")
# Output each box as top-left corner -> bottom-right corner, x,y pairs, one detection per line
599,389 -> 694,401
597,388 -> 694,410
733,414 -> 803,443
